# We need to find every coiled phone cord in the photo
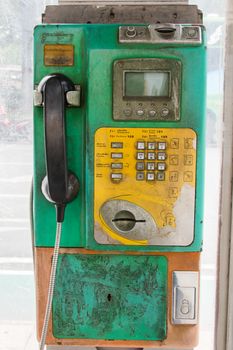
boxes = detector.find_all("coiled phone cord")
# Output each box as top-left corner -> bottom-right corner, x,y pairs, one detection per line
39,221 -> 62,350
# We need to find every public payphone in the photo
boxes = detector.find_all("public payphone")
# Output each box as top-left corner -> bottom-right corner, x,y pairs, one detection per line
33,3 -> 206,349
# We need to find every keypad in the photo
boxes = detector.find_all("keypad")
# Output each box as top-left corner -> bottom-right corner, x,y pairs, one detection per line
99,133 -> 194,185
134,140 -> 167,181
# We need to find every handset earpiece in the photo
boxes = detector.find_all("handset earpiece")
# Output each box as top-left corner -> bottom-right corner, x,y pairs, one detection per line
38,74 -> 80,222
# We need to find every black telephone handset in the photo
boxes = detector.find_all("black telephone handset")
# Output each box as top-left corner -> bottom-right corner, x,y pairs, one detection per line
39,74 -> 79,222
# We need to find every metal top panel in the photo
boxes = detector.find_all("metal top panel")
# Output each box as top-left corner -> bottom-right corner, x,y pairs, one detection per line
119,24 -> 202,44
43,4 -> 202,24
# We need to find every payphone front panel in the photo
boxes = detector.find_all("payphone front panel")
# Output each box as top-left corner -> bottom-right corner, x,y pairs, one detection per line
94,127 -> 197,246
33,22 -> 206,348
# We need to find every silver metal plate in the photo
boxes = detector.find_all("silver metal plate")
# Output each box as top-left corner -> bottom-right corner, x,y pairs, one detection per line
98,199 -> 157,242
119,24 -> 202,44
172,271 -> 199,325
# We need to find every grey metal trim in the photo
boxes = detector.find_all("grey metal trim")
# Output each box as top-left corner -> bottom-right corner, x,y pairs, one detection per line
42,4 -> 203,24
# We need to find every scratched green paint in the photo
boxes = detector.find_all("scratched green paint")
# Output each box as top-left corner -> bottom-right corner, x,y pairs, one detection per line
33,24 -> 206,252
53,254 -> 168,340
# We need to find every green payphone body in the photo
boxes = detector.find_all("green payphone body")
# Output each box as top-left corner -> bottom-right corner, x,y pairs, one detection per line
33,3 -> 206,349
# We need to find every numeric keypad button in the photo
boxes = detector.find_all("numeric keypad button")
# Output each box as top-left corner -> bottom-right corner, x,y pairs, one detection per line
136,141 -> 146,150
147,162 -> 155,171
136,172 -> 145,181
147,142 -> 156,150
147,173 -> 155,181
136,162 -> 145,171
157,162 -> 166,171
157,172 -> 165,181
137,152 -> 145,160
147,152 -> 155,160
158,142 -> 167,150
157,152 -> 166,161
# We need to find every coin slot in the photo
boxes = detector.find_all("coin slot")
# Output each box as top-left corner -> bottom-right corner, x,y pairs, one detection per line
112,210 -> 146,232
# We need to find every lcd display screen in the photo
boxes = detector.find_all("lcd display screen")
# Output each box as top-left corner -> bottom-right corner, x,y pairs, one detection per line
124,71 -> 170,97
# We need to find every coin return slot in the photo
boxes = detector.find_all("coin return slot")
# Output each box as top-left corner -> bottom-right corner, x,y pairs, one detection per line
155,26 -> 176,39
112,210 -> 146,232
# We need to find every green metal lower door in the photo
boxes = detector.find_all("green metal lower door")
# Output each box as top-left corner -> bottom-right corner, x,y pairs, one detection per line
52,254 -> 167,340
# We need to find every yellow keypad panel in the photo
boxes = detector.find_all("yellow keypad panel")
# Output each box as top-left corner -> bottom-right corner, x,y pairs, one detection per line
94,127 -> 197,246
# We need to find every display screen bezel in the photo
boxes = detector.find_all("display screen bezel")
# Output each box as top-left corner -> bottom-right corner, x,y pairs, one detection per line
123,70 -> 171,100
113,58 -> 181,121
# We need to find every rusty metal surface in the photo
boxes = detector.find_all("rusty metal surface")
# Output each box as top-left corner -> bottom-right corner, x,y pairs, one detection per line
42,5 -> 203,24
